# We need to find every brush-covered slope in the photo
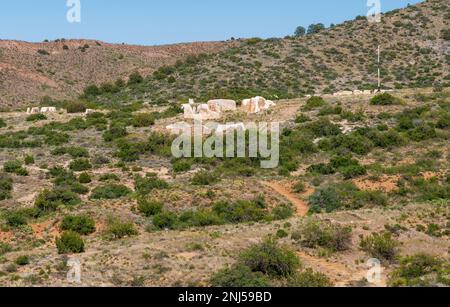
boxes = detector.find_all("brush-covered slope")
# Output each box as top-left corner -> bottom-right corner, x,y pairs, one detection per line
0,39 -> 231,108
85,0 -> 449,106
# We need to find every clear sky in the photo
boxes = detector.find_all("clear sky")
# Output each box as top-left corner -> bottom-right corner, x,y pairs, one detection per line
0,0 -> 423,46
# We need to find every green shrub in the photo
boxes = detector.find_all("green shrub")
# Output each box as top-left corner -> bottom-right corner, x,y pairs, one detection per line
0,173 -> 13,200
105,217 -> 138,240
292,181 -> 306,193
370,93 -> 403,106
3,160 -> 28,176
90,184 -> 132,200
340,164 -> 367,180
24,155 -> 35,165
103,123 -> 127,142
61,215 -> 96,235
26,114 -> 47,122
299,219 -> 352,252
213,200 -> 267,224
132,113 -> 155,127
0,118 -> 6,128
177,210 -> 223,228
69,159 -> 92,172
15,255 -> 30,266
138,199 -> 164,217
272,204 -> 295,220
239,238 -> 300,277
152,211 -> 178,230
5,209 -> 30,227
66,101 -> 87,114
78,172 -> 92,184
134,174 -> 168,195
192,171 -> 219,186
308,187 -> 342,213
360,232 -> 398,262
210,264 -> 272,287
56,231 -> 85,254
99,174 -> 120,182
389,254 -> 448,287
34,188 -> 81,214
306,119 -> 342,137
307,163 -> 336,175
0,242 -> 12,256
172,160 -> 192,173
286,269 -> 333,287
303,96 -> 326,111
407,123 -> 437,141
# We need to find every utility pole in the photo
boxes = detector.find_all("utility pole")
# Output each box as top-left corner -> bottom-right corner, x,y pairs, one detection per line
377,45 -> 381,92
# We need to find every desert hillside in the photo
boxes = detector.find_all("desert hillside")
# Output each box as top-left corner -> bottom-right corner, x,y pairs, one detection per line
0,39 -> 231,108
85,0 -> 449,106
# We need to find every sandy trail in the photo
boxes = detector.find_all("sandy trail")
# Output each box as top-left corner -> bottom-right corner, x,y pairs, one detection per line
262,181 -> 309,216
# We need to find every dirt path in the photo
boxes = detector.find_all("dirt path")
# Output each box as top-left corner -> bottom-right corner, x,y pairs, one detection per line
262,181 -> 309,216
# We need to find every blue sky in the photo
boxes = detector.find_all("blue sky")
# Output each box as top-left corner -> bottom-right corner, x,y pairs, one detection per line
0,0 -> 423,46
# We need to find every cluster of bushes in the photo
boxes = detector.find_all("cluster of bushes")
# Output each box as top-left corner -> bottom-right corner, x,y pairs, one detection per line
132,113 -> 155,128
66,101 -> 87,114
103,123 -> 127,142
191,171 -> 219,186
307,154 -> 367,179
69,158 -> 92,172
302,96 -> 326,111
134,174 -> 168,195
90,184 -> 132,200
293,219 -> 352,252
308,182 -> 388,213
34,188 -> 81,215
4,208 -> 36,228
105,216 -> 139,240
3,160 -> 28,176
56,231 -> 85,254
60,215 -> 96,235
148,197 -> 294,231
370,93 -> 404,106
359,232 -> 399,263
389,254 -> 449,287
50,167 -> 89,195
0,173 -> 13,200
210,239 -> 332,287
26,114 -> 47,122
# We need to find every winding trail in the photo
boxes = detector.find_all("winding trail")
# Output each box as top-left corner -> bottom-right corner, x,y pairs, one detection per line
262,181 -> 309,216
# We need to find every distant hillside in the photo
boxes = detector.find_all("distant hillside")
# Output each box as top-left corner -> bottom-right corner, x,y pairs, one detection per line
85,0 -> 449,106
0,39 -> 231,108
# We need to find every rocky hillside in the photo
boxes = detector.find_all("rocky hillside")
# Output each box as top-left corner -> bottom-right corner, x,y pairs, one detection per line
0,39 -> 231,108
86,0 -> 449,106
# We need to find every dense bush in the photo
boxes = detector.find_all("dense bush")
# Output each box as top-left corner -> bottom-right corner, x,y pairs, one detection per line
285,269 -> 332,287
56,231 -> 85,254
239,238 -> 301,277
172,160 -> 193,173
370,93 -> 403,106
105,217 -> 139,240
90,184 -> 132,200
0,242 -> 12,256
66,101 -> 87,113
132,113 -> 155,128
360,232 -> 398,262
138,199 -> 164,217
303,96 -> 326,111
152,211 -> 178,230
308,187 -> 342,213
306,119 -> 342,137
60,215 -> 96,235
103,123 -> 128,142
191,171 -> 219,186
15,255 -> 30,266
297,219 -> 352,252
389,254 -> 449,287
78,172 -> 92,184
0,118 -> 6,128
134,174 -> 168,195
24,155 -> 35,165
69,158 -> 92,172
210,264 -> 272,287
34,188 -> 81,214
3,160 -> 28,176
26,113 -> 47,122
213,200 -> 267,224
0,173 -> 13,200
